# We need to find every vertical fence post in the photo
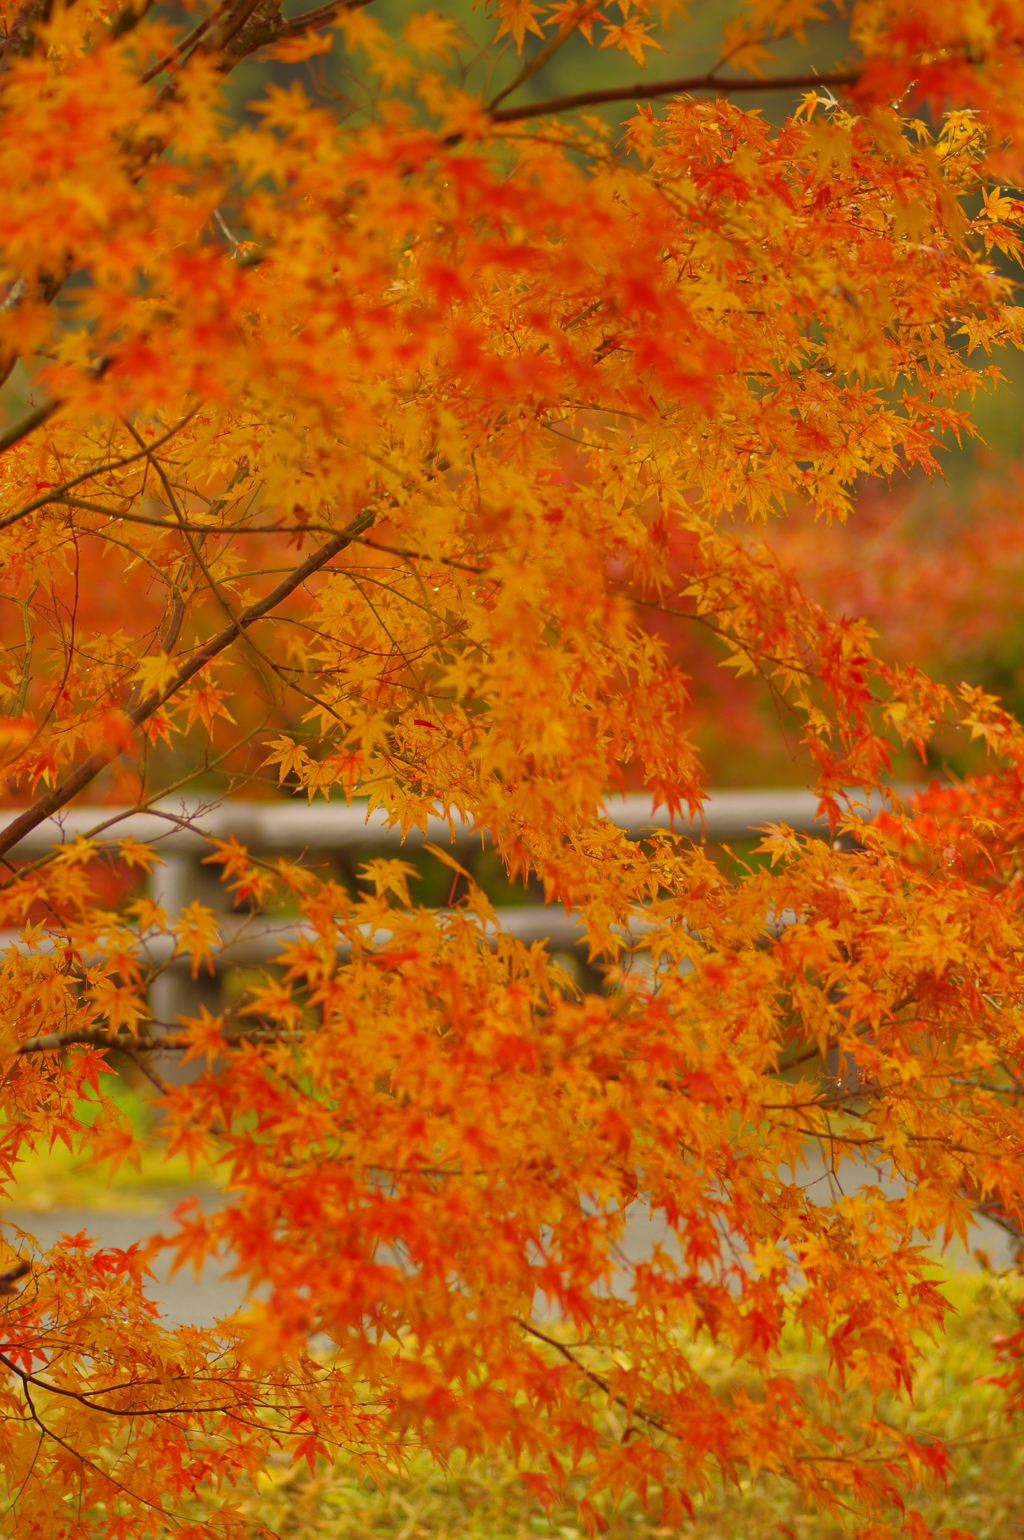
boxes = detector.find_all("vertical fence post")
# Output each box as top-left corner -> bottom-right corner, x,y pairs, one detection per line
148,848 -> 224,1083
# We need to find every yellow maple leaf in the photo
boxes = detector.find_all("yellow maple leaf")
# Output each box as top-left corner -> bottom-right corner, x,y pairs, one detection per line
263,735 -> 313,785
118,836 -> 160,872
173,901 -> 222,980
404,9 -> 461,61
719,16 -> 775,75
132,651 -> 179,700
490,0 -> 546,52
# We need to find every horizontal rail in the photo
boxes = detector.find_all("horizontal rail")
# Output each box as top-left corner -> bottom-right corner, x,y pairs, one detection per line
0,789 -> 905,983
0,787 -> 904,858
0,906 -> 596,969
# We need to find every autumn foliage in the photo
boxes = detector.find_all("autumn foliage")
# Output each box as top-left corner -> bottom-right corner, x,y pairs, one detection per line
6,0 -> 1024,1535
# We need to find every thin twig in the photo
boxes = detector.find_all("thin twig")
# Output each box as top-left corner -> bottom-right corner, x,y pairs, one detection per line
487,4 -> 599,112
516,1320 -> 666,1432
43,503 -> 490,574
138,3 -> 221,82
273,0 -> 369,42
16,1026 -> 300,1054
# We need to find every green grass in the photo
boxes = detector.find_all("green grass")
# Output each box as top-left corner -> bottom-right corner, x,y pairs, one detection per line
5,1072 -> 221,1211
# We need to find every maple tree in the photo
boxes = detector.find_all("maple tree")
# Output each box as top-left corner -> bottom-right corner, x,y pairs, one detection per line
6,0 -> 1024,1535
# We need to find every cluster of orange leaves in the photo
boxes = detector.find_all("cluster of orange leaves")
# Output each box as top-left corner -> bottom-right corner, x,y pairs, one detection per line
3,0 -> 1024,1536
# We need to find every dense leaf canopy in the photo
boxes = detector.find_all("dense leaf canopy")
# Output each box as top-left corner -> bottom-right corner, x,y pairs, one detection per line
4,1 -> 1024,1536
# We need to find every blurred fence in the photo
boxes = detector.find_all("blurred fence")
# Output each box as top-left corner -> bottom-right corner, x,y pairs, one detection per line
0,788 -> 901,1028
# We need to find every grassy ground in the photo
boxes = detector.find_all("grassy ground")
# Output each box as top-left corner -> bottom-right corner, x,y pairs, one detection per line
5,1072 -> 221,1211
214,1272 -> 1024,1540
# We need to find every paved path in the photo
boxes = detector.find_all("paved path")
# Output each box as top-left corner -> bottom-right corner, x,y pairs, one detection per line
3,1166 -> 1014,1330
3,1194 -> 244,1327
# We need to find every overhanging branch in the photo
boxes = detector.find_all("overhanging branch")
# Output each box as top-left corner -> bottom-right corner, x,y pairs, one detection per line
490,69 -> 861,123
16,1027 -> 299,1054
0,506 -> 374,860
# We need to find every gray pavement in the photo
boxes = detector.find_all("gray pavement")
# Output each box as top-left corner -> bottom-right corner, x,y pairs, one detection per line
2,1158 -> 1016,1330
2,1193 -> 246,1327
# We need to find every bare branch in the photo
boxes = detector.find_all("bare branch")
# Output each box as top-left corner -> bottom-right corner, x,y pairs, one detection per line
0,1260 -> 30,1295
138,8 -> 220,83
517,1320 -> 665,1433
36,505 -> 487,575
108,0 -> 156,39
490,69 -> 861,124
488,4 -> 600,112
273,0 -> 370,44
0,410 -> 197,531
0,0 -> 52,68
0,402 -> 60,459
16,1027 -> 299,1054
201,0 -> 269,57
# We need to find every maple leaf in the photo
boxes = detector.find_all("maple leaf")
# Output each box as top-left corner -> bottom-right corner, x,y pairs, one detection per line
182,683 -> 235,733
52,834 -> 96,866
118,835 -> 160,872
356,858 -> 420,908
491,0 -> 547,52
141,707 -> 175,746
132,651 -> 178,700
88,975 -> 148,1034
178,1006 -> 228,1065
599,19 -> 662,66
263,735 -> 313,786
268,31 -> 334,63
719,16 -> 776,75
203,833 -> 254,884
404,9 -> 461,61
173,901 -> 223,980
80,1116 -> 143,1179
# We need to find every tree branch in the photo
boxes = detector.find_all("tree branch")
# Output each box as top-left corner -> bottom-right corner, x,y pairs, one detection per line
0,506 -> 374,860
108,0 -> 156,39
181,0 -> 373,72
215,0 -> 284,69
0,409 -> 197,525
517,1319 -> 666,1433
0,0 -> 52,69
273,0 -> 370,44
16,1026 -> 299,1054
0,402 -> 60,458
489,69 -> 861,123
201,0 -> 269,57
487,4 -> 599,113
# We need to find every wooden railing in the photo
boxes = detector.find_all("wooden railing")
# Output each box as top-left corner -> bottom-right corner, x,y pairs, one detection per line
0,788 -> 903,1026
